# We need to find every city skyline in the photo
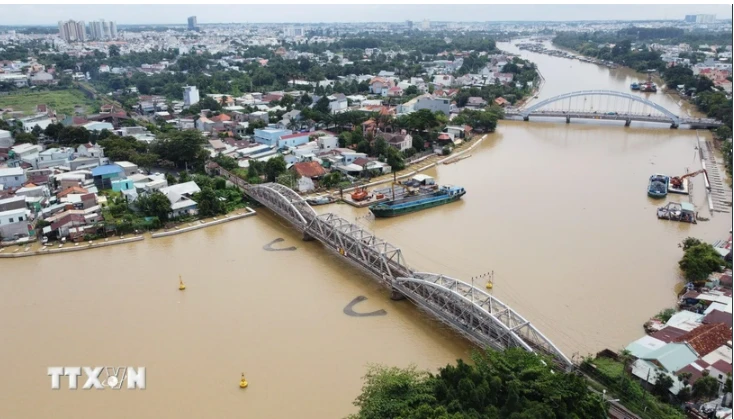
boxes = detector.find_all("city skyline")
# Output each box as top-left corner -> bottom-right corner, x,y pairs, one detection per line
0,4 -> 731,25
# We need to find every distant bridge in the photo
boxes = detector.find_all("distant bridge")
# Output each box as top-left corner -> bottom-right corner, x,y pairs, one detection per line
215,166 -> 573,370
506,90 -> 723,129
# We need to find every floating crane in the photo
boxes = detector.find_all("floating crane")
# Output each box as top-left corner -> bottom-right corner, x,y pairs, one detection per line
670,169 -> 706,189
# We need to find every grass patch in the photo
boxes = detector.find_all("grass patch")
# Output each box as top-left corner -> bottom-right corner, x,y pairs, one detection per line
0,88 -> 99,116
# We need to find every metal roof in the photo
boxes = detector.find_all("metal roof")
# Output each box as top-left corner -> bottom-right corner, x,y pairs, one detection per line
91,164 -> 123,177
642,342 -> 699,372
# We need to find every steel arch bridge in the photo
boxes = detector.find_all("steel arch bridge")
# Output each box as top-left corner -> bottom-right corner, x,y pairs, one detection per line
502,90 -> 727,128
237,179 -> 573,371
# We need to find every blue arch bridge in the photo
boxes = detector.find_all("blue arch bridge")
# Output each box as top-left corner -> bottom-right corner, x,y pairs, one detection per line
505,90 -> 723,129
214,167 -> 575,371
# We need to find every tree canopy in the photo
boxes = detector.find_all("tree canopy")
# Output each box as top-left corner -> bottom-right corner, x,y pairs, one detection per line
350,348 -> 607,419
679,237 -> 724,282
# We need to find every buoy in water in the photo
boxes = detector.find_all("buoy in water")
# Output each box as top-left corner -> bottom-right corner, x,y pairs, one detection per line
239,373 -> 248,389
179,275 -> 186,291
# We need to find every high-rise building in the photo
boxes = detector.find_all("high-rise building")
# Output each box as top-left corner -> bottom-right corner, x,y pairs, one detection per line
421,19 -> 430,30
685,14 -> 716,23
695,14 -> 716,23
183,86 -> 200,107
406,20 -> 413,29
109,21 -> 117,38
88,20 -> 117,40
188,16 -> 198,31
58,20 -> 87,42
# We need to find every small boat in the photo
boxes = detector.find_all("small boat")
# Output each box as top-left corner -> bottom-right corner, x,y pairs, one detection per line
306,196 -> 335,206
351,187 -> 369,202
648,174 -> 669,199
630,82 -> 640,91
369,185 -> 466,218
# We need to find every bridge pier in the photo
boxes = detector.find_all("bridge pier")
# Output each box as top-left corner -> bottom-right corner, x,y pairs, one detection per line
565,116 -> 570,124
390,288 -> 406,301
522,116 -> 529,122
302,231 -> 315,241
670,123 -> 679,129
625,119 -> 631,127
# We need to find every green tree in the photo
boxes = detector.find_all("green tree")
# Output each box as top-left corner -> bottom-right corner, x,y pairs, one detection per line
350,348 -> 607,419
136,191 -> 171,221
194,186 -> 224,217
108,45 -> 120,57
385,147 -> 405,171
314,96 -> 331,114
404,85 -> 419,95
692,372 -> 720,401
651,371 -> 674,400
715,125 -> 732,140
679,240 -> 724,281
264,155 -> 287,181
13,132 -> 37,144
212,155 -> 239,171
300,93 -> 313,106
131,152 -> 159,174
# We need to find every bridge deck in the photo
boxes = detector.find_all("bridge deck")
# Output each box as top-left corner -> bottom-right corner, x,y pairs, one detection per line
215,170 -> 574,371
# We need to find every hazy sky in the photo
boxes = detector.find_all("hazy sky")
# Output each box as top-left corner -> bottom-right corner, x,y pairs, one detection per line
0,4 -> 731,25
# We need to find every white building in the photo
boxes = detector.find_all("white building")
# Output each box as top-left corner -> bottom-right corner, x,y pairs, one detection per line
0,167 -> 27,189
0,129 -> 12,148
183,86 -> 200,107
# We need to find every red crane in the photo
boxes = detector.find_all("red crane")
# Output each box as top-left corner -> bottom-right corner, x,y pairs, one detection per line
670,169 -> 706,188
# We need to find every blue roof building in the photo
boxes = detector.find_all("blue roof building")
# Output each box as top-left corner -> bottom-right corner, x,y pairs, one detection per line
92,164 -> 124,190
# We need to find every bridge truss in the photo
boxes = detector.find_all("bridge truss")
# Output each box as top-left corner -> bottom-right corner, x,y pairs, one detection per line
520,90 -> 681,125
242,181 -> 574,370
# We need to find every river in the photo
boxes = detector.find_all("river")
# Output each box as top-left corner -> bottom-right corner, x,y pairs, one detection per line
1,40 -> 731,419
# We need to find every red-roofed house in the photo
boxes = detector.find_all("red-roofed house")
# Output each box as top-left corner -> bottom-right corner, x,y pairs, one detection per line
702,309 -> 733,328
387,86 -> 403,97
291,161 -> 326,179
57,186 -> 88,199
674,323 -> 733,357
494,97 -> 510,107
650,326 -> 689,343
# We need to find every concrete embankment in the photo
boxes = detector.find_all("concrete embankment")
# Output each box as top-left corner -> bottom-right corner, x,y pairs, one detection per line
0,208 -> 257,258
338,134 -> 489,195
0,236 -> 145,258
151,207 -> 256,238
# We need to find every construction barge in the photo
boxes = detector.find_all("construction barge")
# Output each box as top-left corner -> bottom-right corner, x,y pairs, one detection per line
657,202 -> 697,224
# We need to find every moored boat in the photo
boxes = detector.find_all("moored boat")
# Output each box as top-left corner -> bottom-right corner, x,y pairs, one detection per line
648,174 -> 669,198
369,185 -> 466,218
630,82 -> 640,91
350,187 -> 369,202
306,195 -> 335,206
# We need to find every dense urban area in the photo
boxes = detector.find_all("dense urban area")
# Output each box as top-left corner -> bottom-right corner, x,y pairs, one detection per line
0,12 -> 732,419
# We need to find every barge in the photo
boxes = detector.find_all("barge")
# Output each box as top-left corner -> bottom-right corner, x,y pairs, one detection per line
369,185 -> 466,218
657,202 -> 697,224
648,174 -> 670,199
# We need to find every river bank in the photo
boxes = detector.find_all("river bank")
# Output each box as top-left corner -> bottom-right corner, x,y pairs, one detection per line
0,207 -> 257,258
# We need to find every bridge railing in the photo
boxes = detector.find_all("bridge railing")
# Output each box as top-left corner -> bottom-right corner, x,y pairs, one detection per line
307,213 -> 411,281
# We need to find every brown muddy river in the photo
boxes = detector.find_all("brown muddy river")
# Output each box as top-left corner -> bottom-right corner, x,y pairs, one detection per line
1,39 -> 730,418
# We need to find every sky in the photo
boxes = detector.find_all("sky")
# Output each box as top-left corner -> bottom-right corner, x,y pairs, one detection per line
0,4 -> 731,26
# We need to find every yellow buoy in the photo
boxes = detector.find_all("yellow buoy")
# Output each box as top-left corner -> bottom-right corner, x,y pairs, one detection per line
239,373 -> 248,389
486,282 -> 493,290
179,275 -> 186,291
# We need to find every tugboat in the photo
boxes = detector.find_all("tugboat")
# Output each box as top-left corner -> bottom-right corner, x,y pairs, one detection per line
350,187 -> 369,202
648,174 -> 670,199
630,82 -> 640,91
369,185 -> 466,218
